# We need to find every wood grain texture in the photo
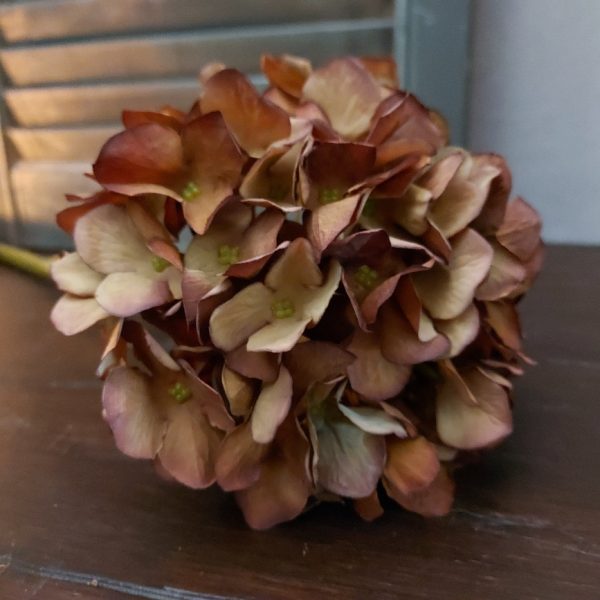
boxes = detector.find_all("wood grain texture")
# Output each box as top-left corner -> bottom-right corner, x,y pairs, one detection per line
0,245 -> 599,599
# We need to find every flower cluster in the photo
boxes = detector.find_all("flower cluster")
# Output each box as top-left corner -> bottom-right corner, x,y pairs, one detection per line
51,55 -> 543,529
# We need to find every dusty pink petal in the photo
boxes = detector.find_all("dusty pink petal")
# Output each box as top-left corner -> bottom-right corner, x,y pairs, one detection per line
261,54 -> 312,98
338,403 -> 407,437
225,241 -> 289,279
346,329 -> 411,402
436,367 -> 513,450
379,303 -> 450,365
429,151 -> 501,238
246,317 -> 311,353
201,68 -> 291,157
51,294 -> 110,336
158,400 -> 222,489
74,204 -> 152,275
209,283 -> 273,351
412,228 -> 493,319
95,272 -> 171,317
251,366 -> 293,444
471,154 -> 512,234
221,366 -> 254,418
215,423 -> 267,492
417,150 -> 463,198
497,196 -> 542,260
308,192 -> 368,255
302,58 -> 383,140
384,437 -> 440,495
93,123 -> 183,196
421,219 -> 452,263
236,418 -> 311,530
102,367 -> 166,459
476,241 -> 527,301
225,345 -> 280,383
435,303 -> 481,358
485,301 -> 522,352
181,270 -> 229,323
312,407 -> 385,498
51,252 -> 103,296
284,340 -> 355,395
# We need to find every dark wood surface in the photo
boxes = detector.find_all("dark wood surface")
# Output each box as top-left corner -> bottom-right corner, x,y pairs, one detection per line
1,245 -> 599,600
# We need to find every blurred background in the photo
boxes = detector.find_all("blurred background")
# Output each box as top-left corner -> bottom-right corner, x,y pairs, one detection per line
0,0 -> 596,248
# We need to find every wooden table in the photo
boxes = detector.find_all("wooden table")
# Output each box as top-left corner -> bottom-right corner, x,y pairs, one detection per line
1,245 -> 599,599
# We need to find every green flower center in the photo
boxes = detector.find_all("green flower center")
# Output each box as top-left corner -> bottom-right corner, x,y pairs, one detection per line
181,181 -> 200,201
151,256 -> 170,273
217,244 -> 240,266
354,264 -> 378,290
271,298 -> 295,319
168,381 -> 192,404
318,187 -> 342,205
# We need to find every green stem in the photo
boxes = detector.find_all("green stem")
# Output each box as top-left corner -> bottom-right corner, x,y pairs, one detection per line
0,243 -> 54,279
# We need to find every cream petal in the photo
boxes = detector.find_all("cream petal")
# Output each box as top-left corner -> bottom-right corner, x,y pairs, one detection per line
265,237 -> 322,290
221,366 -> 255,418
300,259 -> 342,324
476,241 -> 527,301
435,303 -> 481,358
101,367 -> 166,459
338,403 -> 407,437
95,272 -> 172,317
246,317 -> 311,353
50,294 -> 110,336
74,203 -> 152,275
429,152 -> 500,238
436,368 -> 513,450
209,283 -> 273,351
51,252 -> 103,296
392,184 -> 432,236
251,366 -> 293,444
412,228 -> 493,319
159,400 -> 222,488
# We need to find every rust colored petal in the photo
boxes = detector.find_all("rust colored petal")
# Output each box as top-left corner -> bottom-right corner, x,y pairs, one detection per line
353,490 -> 384,522
379,303 -> 450,365
347,329 -> 411,402
384,437 -> 440,495
122,108 -> 184,131
261,54 -> 312,98
302,57 -> 383,140
201,68 -> 291,157
484,300 -> 523,352
93,123 -> 184,196
359,56 -> 399,87
496,196 -> 543,261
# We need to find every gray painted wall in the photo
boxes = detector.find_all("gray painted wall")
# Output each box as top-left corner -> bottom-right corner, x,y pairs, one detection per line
469,0 -> 600,244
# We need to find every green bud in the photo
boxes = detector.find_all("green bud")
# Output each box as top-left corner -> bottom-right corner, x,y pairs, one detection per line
354,264 -> 378,290
271,298 -> 295,319
168,381 -> 192,404
318,187 -> 342,205
217,244 -> 240,266
181,181 -> 200,201
151,256 -> 170,273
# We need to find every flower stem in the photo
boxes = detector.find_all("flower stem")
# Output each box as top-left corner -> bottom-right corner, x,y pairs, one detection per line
0,243 -> 54,279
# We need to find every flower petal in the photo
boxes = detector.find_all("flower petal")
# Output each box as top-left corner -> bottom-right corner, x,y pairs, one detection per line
301,259 -> 342,324
302,58 -> 383,139
51,252 -> 103,296
246,317 -> 311,353
353,490 -> 384,522
101,367 -> 166,459
225,345 -> 280,383
74,204 -> 152,275
346,329 -> 411,402
209,283 -> 273,351
261,53 -> 312,98
265,237 -> 322,289
384,437 -> 440,495
475,241 -> 527,301
435,303 -> 481,358
496,196 -> 542,261
236,417 -> 311,529
251,366 -> 293,444
412,228 -> 493,319
50,294 -> 110,335
379,303 -> 450,365
436,367 -> 513,450
201,69 -> 291,157
159,400 -> 222,488
95,272 -> 172,317
93,123 -> 183,196
221,366 -> 254,418
338,403 -> 407,437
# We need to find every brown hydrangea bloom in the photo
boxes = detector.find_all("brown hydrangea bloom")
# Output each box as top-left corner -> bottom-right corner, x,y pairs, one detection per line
51,55 -> 543,530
